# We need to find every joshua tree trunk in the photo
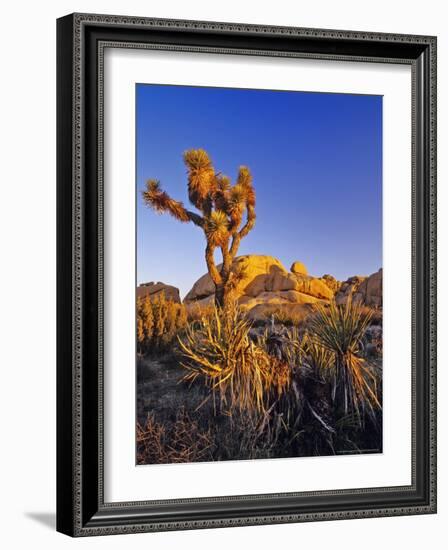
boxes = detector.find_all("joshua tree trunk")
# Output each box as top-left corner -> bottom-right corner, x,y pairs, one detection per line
214,283 -> 234,309
206,246 -> 234,308
214,285 -> 225,308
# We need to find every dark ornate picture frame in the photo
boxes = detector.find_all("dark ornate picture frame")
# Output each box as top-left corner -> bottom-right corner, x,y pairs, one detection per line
57,13 -> 437,537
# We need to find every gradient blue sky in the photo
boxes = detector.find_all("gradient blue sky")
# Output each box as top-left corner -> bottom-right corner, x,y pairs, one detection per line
136,84 -> 382,299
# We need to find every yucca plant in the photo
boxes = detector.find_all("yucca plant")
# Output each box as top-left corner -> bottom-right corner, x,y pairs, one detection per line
307,296 -> 381,425
178,302 -> 290,415
142,149 -> 256,308
301,332 -> 335,377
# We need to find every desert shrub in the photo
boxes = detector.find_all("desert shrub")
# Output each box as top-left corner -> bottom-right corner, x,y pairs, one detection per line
307,296 -> 381,425
178,302 -> 291,415
137,293 -> 187,354
136,409 -> 213,464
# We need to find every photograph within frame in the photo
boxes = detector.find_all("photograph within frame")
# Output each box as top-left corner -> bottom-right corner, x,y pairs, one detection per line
56,13 -> 436,536
135,83 -> 383,466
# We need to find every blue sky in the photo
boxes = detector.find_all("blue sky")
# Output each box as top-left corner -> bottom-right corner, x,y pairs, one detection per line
136,84 -> 382,299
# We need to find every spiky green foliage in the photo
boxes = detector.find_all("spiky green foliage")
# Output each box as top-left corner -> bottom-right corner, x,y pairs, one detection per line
142,180 -> 191,223
307,296 -> 381,424
183,149 -> 216,210
142,149 -> 256,307
204,210 -> 229,247
179,303 -> 290,415
301,332 -> 335,376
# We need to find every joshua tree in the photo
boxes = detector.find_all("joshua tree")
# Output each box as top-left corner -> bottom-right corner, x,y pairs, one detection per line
142,149 -> 256,308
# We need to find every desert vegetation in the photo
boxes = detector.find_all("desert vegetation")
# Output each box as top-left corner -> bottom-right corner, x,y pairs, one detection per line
137,147 -> 382,464
137,296 -> 382,464
137,293 -> 187,354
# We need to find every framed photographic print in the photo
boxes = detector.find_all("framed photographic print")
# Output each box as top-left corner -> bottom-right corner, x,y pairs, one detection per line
57,13 -> 437,536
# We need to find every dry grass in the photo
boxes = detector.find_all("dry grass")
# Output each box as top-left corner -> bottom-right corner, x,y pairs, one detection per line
271,308 -> 304,327
136,409 -> 214,464
264,307 -> 311,328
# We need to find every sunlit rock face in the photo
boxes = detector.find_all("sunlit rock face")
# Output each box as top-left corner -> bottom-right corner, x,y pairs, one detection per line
184,254 -> 382,321
184,255 -> 333,319
137,281 -> 181,303
335,269 -> 382,308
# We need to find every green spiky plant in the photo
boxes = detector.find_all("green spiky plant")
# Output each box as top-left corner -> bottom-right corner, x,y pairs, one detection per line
142,149 -> 256,308
307,296 -> 381,426
178,302 -> 291,415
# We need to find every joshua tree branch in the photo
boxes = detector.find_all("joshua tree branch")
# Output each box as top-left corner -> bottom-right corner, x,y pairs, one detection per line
184,210 -> 205,227
228,205 -> 256,258
220,242 -> 233,282
229,232 -> 241,260
239,204 -> 256,239
142,179 -> 204,227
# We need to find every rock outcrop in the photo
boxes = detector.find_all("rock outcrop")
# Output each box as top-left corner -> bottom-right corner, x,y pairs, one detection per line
334,269 -> 382,308
319,274 -> 341,293
184,255 -> 286,303
183,255 -> 382,322
359,268 -> 382,307
334,275 -> 366,306
184,255 -> 334,319
290,261 -> 308,276
137,281 -> 181,303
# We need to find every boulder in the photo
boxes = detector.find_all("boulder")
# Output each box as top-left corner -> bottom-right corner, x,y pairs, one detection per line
291,274 -> 334,300
183,273 -> 216,302
290,261 -> 308,275
265,271 -> 298,292
184,255 -> 334,305
320,274 -> 341,293
335,269 -> 382,307
137,281 -> 180,303
335,275 -> 366,305
358,268 -> 382,307
184,255 -> 287,302
183,254 -> 335,328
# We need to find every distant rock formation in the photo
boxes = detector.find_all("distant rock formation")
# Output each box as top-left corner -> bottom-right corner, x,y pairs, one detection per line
334,275 -> 367,306
183,255 -> 382,321
184,255 -> 334,317
137,281 -> 181,303
335,269 -> 382,308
